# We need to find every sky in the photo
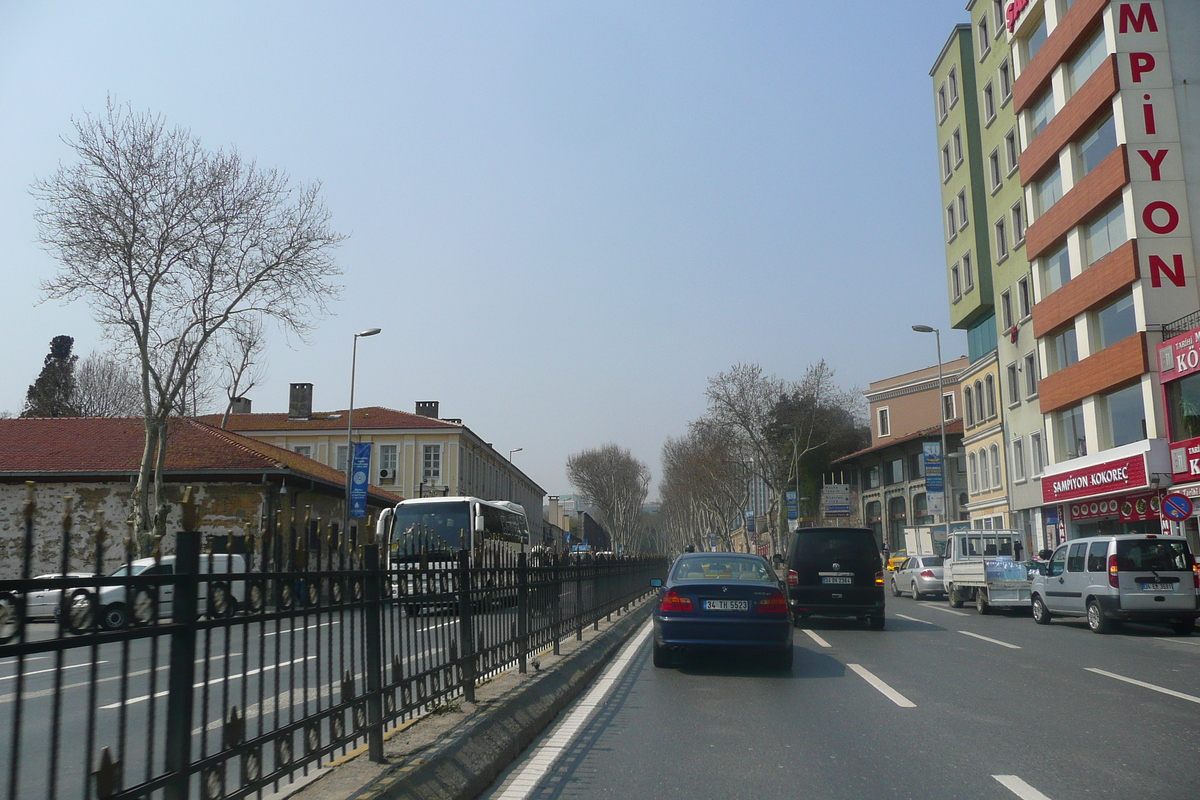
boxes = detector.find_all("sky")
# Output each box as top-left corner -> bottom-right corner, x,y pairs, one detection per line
0,1 -> 973,498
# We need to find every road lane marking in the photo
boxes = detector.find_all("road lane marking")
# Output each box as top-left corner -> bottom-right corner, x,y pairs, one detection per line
1153,637 -> 1200,648
493,621 -> 652,800
959,631 -> 1021,649
994,775 -> 1053,799
263,621 -> 341,637
893,614 -> 934,624
1085,667 -> 1200,704
926,605 -> 970,617
101,655 -> 318,708
0,661 -> 109,682
846,664 -> 915,708
800,629 -> 831,648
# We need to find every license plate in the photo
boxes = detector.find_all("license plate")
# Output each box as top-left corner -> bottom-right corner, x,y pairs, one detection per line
704,599 -> 748,611
1141,583 -> 1174,592
821,577 -> 853,585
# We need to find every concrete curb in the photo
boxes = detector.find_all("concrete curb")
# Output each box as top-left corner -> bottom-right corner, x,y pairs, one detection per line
333,601 -> 652,800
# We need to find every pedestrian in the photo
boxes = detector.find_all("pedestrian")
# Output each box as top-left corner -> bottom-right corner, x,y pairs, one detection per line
1013,539 -> 1024,561
881,541 -> 890,565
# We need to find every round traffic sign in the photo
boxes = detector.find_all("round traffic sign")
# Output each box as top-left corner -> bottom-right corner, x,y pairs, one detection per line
1161,493 -> 1193,521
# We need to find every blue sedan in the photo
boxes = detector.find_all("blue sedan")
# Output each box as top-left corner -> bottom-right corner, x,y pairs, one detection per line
651,553 -> 794,670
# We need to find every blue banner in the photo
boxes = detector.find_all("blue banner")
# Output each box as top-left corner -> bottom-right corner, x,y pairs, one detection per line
785,491 -> 799,521
350,442 -> 372,518
923,442 -> 943,494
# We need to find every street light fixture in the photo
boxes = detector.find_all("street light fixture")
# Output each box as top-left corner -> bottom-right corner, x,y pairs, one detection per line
508,448 -> 522,461
344,327 -> 381,543
912,324 -> 950,553
507,448 -> 523,502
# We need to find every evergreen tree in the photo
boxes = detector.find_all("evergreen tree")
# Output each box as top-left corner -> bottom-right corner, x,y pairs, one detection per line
22,335 -> 78,417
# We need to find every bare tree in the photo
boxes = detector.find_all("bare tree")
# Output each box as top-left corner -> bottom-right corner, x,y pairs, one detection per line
33,100 -> 345,552
74,349 -> 141,417
218,317 -> 268,428
660,420 -> 751,553
566,444 -> 650,555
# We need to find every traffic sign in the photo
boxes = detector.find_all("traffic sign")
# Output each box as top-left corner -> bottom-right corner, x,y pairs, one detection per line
1161,493 -> 1193,521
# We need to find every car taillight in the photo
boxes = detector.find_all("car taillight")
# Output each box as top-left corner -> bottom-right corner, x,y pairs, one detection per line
660,589 -> 693,612
757,591 -> 788,614
1108,554 -> 1119,589
1193,563 -> 1199,590
787,569 -> 799,586
875,571 -> 885,586
919,570 -> 935,579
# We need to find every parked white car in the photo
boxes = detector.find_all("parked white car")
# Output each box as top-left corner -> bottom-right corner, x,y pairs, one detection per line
24,573 -> 96,619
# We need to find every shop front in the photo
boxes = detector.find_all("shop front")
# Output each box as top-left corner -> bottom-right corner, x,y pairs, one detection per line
1040,441 -> 1173,540
1157,325 -> 1200,554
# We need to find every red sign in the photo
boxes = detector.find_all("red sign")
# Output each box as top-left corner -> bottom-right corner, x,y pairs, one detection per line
1158,327 -> 1200,383
1042,454 -> 1148,503
1170,435 -> 1200,481
1006,0 -> 1032,32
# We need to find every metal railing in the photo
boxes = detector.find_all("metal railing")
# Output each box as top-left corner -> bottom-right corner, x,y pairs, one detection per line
0,486 -> 666,800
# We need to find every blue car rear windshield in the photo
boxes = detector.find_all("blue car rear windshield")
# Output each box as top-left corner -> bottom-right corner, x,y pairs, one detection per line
672,557 -> 773,582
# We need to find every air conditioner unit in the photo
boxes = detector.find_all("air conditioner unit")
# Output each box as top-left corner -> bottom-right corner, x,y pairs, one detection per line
379,469 -> 392,479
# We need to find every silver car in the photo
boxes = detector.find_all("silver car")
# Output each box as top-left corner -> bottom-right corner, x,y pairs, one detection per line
24,573 -> 95,620
890,556 -> 946,600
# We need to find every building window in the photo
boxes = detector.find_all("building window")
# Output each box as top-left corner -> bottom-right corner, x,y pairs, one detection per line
1166,371 -> 1200,440
990,444 -> 1002,489
336,445 -> 349,473
1017,275 -> 1032,319
293,445 -> 312,458
1077,115 -> 1117,178
1085,202 -> 1128,265
867,466 -> 881,489
1000,290 -> 1014,331
995,218 -> 1009,260
949,67 -> 959,105
975,380 -> 986,422
1023,353 -> 1039,398
1012,438 -> 1026,483
1048,325 -> 1079,373
989,149 -> 1002,192
993,0 -> 1005,32
1034,164 -> 1063,217
957,190 -> 969,229
1041,242 -> 1072,295
910,452 -> 925,479
963,252 -> 974,291
943,392 -> 956,422
1068,27 -> 1107,94
953,128 -> 963,165
969,451 -> 979,494
964,386 -> 975,426
979,448 -> 991,489
877,407 -> 891,437
985,375 -> 997,418
1102,383 -> 1146,448
1007,362 -> 1021,406
423,444 -> 442,483
999,59 -> 1012,101
938,84 -> 949,121
1025,14 -> 1048,64
1053,404 -> 1087,460
951,264 -> 962,301
1005,128 -> 1020,174
947,204 -> 958,242
1012,202 -> 1026,244
983,81 -> 996,123
887,458 -> 904,484
978,16 -> 991,57
1093,293 -> 1136,351
942,143 -> 953,181
380,444 -> 398,485
1029,87 -> 1055,139
1030,431 -> 1045,476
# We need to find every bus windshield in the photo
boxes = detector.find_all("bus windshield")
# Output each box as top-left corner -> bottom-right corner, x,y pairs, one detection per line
390,501 -> 469,560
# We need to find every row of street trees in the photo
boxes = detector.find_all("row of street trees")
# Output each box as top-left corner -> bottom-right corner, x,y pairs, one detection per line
660,361 -> 869,555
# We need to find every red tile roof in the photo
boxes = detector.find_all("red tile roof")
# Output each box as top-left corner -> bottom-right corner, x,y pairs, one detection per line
0,417 -> 401,504
208,406 -> 458,432
832,419 -> 965,464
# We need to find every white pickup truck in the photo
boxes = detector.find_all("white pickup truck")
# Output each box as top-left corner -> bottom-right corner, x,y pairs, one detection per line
943,530 -> 1033,614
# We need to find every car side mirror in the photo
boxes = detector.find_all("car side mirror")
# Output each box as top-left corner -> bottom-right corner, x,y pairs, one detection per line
474,516 -> 485,533
650,579 -> 663,588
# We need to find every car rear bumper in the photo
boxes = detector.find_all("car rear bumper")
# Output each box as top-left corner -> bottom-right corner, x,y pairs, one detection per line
787,600 -> 885,618
1097,595 -> 1200,620
654,616 -> 793,649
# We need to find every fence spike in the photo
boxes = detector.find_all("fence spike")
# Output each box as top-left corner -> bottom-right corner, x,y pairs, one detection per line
181,485 -> 198,531
62,496 -> 74,532
224,705 -> 244,749
92,747 -> 121,800
24,480 -> 35,521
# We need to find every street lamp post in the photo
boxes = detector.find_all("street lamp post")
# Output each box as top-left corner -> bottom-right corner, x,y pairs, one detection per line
344,327 -> 382,543
912,325 -> 950,552
507,447 -> 522,501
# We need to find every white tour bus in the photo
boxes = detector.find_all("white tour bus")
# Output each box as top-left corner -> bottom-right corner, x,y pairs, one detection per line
376,496 -> 530,569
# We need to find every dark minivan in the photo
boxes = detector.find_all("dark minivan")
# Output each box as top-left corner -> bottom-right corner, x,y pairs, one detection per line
784,527 -> 885,629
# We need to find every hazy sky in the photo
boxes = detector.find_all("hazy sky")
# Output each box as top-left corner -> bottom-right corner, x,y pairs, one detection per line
0,1 -> 972,497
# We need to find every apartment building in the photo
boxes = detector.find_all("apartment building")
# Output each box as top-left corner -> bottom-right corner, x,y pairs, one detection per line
1008,0 -> 1200,540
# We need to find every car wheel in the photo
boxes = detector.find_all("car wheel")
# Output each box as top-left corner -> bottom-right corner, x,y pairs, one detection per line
0,592 -> 20,643
652,639 -> 670,668
131,589 -> 157,626
911,582 -> 923,601
246,580 -> 266,613
1086,599 -> 1110,634
869,614 -> 885,631
209,582 -> 237,619
100,603 -> 128,631
948,585 -> 964,608
976,590 -> 991,616
890,577 -> 899,597
1169,619 -> 1195,636
1031,595 -> 1052,625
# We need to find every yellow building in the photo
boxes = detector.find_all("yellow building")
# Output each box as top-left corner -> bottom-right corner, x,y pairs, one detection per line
959,352 -> 1010,528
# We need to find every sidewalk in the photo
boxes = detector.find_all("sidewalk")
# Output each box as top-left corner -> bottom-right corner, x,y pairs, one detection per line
274,598 -> 653,800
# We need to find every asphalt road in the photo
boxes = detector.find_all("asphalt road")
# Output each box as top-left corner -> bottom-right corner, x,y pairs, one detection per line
482,594 -> 1200,800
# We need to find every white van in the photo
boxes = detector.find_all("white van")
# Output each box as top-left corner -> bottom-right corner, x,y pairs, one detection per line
1030,534 -> 1199,634
77,554 -> 246,631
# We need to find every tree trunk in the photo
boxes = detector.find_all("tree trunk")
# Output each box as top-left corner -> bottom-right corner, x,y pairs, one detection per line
133,418 -> 161,557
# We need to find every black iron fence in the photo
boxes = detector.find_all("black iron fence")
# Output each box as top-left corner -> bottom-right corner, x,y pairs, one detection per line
0,486 -> 666,800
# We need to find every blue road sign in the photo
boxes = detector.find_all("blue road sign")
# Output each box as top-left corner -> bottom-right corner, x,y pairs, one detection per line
350,442 -> 372,518
1161,493 -> 1193,521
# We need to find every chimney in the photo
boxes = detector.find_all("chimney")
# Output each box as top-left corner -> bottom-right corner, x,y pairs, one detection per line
229,397 -> 252,415
549,496 -> 560,529
415,401 -> 440,419
288,383 -> 313,421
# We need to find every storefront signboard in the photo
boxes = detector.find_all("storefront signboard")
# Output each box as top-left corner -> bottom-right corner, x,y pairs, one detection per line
1042,453 -> 1148,504
1158,327 -> 1200,381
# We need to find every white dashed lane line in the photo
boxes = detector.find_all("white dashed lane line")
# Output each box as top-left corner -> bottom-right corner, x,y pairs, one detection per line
958,630 -> 1021,649
893,614 -> 935,624
847,663 -> 915,708
925,605 -> 970,617
994,774 -> 1054,799
1085,667 -> 1200,704
800,629 -> 831,648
